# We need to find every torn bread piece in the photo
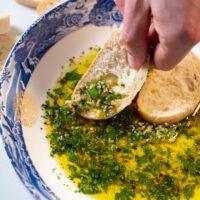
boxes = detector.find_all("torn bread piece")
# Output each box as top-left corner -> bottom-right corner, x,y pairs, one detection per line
37,0 -> 63,15
0,16 -> 10,34
16,0 -> 41,8
137,52 -> 200,124
0,34 -> 18,70
0,60 -> 4,66
72,31 -> 148,120
0,60 -> 5,71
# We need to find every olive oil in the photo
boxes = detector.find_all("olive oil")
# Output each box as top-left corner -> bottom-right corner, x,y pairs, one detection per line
43,48 -> 200,200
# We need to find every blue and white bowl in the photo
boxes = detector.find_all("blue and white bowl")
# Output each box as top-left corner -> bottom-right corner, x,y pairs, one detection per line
0,0 -> 122,199
1,0 -> 200,200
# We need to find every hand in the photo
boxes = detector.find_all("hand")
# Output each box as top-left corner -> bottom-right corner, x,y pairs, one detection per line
115,0 -> 200,70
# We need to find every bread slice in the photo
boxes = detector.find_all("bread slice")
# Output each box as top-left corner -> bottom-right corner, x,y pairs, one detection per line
0,34 -> 18,70
137,52 -> 200,124
0,16 -> 10,34
16,0 -> 41,8
0,60 -> 4,71
37,0 -> 63,15
72,30 -> 148,120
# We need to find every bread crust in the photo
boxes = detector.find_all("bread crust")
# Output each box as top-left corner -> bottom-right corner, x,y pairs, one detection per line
0,16 -> 10,34
16,0 -> 41,8
0,60 -> 4,71
37,0 -> 63,15
0,34 -> 18,69
137,52 -> 200,124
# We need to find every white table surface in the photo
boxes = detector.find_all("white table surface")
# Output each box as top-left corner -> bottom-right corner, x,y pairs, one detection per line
0,0 -> 38,199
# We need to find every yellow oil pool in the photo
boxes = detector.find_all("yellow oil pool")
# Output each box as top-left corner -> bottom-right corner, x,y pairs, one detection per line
43,48 -> 200,200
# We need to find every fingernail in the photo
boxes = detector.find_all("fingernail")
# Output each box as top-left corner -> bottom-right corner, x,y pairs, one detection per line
128,53 -> 140,69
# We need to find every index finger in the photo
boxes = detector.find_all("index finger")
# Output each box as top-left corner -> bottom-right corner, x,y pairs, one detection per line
122,0 -> 150,68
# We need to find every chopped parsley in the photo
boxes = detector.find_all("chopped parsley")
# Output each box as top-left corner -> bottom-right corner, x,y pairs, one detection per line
42,54 -> 200,200
77,80 -> 122,117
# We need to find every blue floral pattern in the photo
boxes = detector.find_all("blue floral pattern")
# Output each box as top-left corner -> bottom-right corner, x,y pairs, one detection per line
0,0 -> 122,200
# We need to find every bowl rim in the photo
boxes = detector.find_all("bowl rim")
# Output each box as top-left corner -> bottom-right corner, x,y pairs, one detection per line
0,1 -> 85,200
